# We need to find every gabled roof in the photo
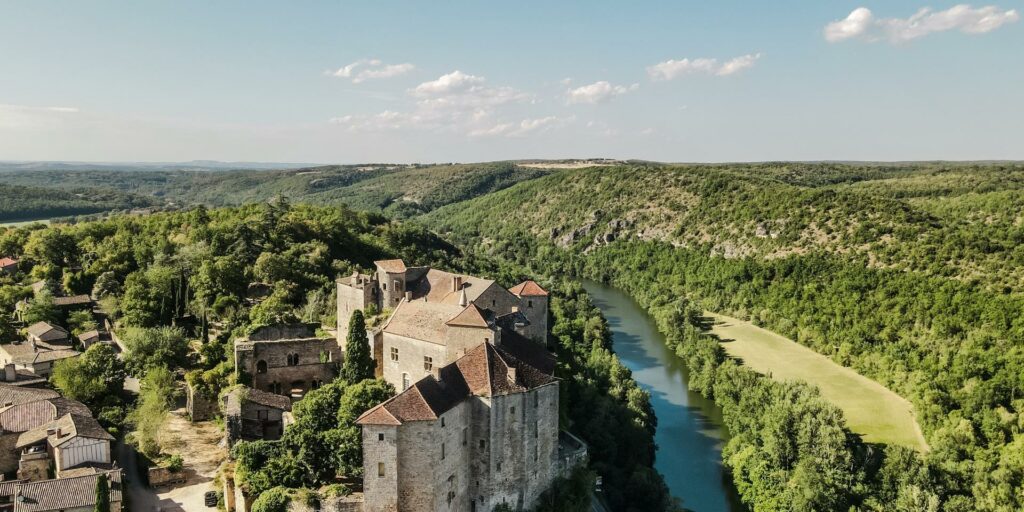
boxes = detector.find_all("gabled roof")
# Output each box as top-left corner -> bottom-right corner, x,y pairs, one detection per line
225,386 -> 292,415
374,259 -> 407,273
77,330 -> 101,343
0,257 -> 18,267
445,303 -> 491,328
509,280 -> 549,297
357,341 -> 557,426
16,413 -> 114,449
0,385 -> 59,408
26,322 -> 67,339
52,294 -> 93,307
0,397 -> 90,433
0,470 -> 123,511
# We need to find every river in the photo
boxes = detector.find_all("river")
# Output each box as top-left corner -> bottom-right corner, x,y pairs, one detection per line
582,280 -> 745,512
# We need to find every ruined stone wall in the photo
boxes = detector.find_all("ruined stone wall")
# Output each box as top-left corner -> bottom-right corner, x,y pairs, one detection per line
380,332 -> 446,392
362,424 -> 398,512
186,383 -> 218,422
337,279 -> 375,346
238,338 -> 340,396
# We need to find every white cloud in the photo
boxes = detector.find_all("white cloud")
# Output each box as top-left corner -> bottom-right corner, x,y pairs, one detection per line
329,59 -> 415,83
647,54 -> 761,81
411,70 -> 485,96
825,5 -> 1019,43
566,81 -> 639,104
469,116 -> 573,138
333,71 -> 552,137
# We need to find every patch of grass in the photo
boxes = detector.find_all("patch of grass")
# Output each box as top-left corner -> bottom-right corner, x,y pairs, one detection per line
705,311 -> 928,452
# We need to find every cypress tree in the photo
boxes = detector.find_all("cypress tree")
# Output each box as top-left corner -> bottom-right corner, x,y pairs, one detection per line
94,473 -> 110,512
340,310 -> 375,384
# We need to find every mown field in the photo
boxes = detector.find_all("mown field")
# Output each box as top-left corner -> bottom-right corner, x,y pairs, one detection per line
706,311 -> 927,451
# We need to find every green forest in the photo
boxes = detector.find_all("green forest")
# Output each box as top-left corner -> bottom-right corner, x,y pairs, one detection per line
3,160 -> 1024,510
424,162 -> 1024,511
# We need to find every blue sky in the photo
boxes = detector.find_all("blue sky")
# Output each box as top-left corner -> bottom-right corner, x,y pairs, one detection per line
1,1 -> 1021,163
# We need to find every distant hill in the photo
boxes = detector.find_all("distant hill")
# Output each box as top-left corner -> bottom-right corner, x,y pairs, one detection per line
0,184 -> 158,222
0,161 -> 548,219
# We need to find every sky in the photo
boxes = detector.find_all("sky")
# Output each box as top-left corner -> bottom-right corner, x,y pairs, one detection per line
1,1 -> 1022,163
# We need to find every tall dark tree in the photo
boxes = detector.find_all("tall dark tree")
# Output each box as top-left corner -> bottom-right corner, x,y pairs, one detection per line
340,310 -> 374,384
94,473 -> 110,512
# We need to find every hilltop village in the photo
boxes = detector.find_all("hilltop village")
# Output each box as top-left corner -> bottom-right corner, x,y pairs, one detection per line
0,249 -> 587,512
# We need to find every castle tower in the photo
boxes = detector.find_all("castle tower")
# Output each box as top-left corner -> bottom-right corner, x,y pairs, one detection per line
374,259 -> 408,309
508,280 -> 549,343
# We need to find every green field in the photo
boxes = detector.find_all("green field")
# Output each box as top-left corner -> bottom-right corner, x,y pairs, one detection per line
706,312 -> 928,451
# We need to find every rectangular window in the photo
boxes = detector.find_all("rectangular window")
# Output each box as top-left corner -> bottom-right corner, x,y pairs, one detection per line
424,356 -> 433,371
534,393 -> 539,408
441,417 -> 446,427
479,439 -> 486,450
528,300 -> 533,308
534,421 -> 539,438
510,406 -> 516,415
378,462 -> 385,477
378,433 -> 385,441
462,428 -> 468,446
390,347 -> 399,361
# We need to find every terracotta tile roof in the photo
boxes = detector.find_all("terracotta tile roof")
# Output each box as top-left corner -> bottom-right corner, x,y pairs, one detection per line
17,413 -> 114,449
0,257 -> 18,268
509,280 -> 549,297
445,303 -> 491,328
0,470 -> 123,511
51,295 -> 93,307
374,259 -> 407,273
357,341 -> 557,426
409,269 -> 503,305
26,322 -> 67,339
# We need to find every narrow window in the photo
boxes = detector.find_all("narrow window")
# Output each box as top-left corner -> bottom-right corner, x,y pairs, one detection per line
534,420 -> 539,438
528,300 -> 533,308
424,356 -> 433,372
441,417 -> 446,427
534,393 -> 539,408
378,462 -> 385,477
462,428 -> 468,446
497,462 -> 502,472
492,300 -> 496,307
479,439 -> 486,450
390,347 -> 399,361
402,373 -> 410,391
378,433 -> 385,441
510,406 -> 515,415
441,442 -> 446,460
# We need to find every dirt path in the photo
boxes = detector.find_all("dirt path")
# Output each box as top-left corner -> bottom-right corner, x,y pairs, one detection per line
706,312 -> 928,451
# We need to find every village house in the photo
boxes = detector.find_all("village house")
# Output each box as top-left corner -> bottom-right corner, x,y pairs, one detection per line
224,386 -> 292,447
0,326 -> 80,379
15,412 -> 114,481
0,469 -> 124,512
233,323 -> 341,400
0,258 -> 18,276
337,259 -> 550,392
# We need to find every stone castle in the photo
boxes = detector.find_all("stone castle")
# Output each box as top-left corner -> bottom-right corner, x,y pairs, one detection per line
230,260 -> 584,512
337,260 -> 583,512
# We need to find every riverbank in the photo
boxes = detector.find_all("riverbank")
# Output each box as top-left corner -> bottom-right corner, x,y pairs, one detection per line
705,312 -> 928,451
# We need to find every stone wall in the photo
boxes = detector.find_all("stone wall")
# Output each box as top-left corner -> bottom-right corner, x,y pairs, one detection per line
336,277 -> 376,346
0,433 -> 19,473
516,295 -> 549,343
361,424 -> 398,512
186,383 -> 218,422
236,337 -> 340,397
380,332 -> 446,392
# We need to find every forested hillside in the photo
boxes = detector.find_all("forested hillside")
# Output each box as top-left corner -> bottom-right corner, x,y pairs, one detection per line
423,162 -> 1024,511
0,184 -> 157,222
0,161 -> 547,219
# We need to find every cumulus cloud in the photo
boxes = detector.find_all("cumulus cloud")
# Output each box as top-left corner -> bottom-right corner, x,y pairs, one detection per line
566,81 -> 639,104
647,54 -> 762,81
332,70 -> 555,137
825,5 -> 1019,43
330,59 -> 415,83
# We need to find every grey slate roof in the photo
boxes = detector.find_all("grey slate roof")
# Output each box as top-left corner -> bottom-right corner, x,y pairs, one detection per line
0,470 -> 123,511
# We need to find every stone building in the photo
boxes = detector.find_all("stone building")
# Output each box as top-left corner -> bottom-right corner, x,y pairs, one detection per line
336,260 -> 550,392
0,469 -> 124,512
224,386 -> 292,447
15,412 -> 114,480
356,337 -> 581,512
234,324 -> 340,400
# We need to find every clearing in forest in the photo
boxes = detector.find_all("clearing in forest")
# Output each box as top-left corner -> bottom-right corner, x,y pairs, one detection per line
705,312 -> 928,452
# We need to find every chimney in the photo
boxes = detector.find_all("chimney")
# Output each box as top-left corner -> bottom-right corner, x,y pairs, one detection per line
55,428 -> 62,438
3,363 -> 15,382
452,276 -> 463,292
459,289 -> 468,307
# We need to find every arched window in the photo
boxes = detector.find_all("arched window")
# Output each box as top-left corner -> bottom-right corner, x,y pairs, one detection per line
256,360 -> 268,374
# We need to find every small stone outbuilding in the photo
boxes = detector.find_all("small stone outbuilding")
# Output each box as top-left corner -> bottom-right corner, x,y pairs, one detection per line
224,386 -> 293,447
